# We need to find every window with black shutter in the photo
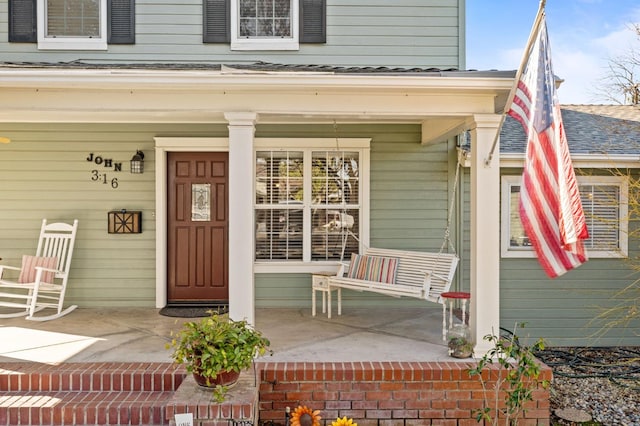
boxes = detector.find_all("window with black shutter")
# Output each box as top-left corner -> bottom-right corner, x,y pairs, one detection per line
204,0 -> 326,47
108,0 -> 136,44
8,0 -> 135,46
8,0 -> 36,42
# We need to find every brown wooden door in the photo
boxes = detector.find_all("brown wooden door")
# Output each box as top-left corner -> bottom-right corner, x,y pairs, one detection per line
167,152 -> 229,303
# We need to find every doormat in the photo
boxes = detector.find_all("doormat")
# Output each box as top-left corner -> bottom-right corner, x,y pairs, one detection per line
159,305 -> 228,318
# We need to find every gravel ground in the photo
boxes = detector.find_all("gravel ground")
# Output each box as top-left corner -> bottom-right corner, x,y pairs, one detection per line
537,347 -> 640,426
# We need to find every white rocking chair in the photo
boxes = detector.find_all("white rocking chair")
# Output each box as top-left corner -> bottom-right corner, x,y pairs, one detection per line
0,219 -> 79,321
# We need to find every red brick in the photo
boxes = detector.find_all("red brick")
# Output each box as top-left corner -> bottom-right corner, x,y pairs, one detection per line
405,399 -> 432,410
339,391 -> 365,400
285,391 -> 313,400
431,399 -> 457,410
444,390 -> 470,400
326,381 -> 352,391
8,407 -> 18,425
351,400 -> 378,410
379,382 -> 404,391
457,399 -> 484,410
379,400 -> 405,410
457,420 -> 481,426
393,389 -> 419,400
353,419 -> 378,426
432,381 -> 458,390
420,390 -> 445,400
430,420 -> 457,426
391,409 -> 418,419
364,409 -> 391,419
275,382 -> 301,391
405,419 -> 433,426
405,381 -> 433,390
378,420 -> 406,426
352,382 -> 378,391
261,391 -> 287,401
339,409 -> 365,419
445,408 -> 470,419
325,400 -> 352,410
365,391 -> 392,401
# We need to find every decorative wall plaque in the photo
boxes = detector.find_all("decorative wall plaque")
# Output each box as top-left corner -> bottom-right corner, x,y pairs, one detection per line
108,210 -> 142,234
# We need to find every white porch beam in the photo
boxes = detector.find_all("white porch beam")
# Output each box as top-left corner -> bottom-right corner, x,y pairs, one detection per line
468,114 -> 503,356
421,117 -> 473,145
0,88 -> 498,124
225,112 -> 257,325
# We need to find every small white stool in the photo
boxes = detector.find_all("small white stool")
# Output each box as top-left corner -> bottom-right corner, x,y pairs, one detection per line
441,291 -> 471,341
312,272 -> 341,318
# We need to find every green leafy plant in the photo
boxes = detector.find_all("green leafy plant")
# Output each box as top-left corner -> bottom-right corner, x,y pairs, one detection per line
448,336 -> 473,358
468,323 -> 549,425
167,311 -> 271,401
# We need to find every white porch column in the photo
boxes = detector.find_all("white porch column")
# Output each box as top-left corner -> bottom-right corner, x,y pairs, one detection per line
469,114 -> 503,355
225,112 -> 257,324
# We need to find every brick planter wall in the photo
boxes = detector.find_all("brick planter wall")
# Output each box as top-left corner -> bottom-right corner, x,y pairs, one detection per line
257,361 -> 551,426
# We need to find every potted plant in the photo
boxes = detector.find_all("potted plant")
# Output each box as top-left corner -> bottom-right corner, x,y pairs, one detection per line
167,311 -> 271,401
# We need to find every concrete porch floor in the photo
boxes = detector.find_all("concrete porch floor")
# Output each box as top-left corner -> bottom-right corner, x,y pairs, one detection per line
0,306 -> 455,365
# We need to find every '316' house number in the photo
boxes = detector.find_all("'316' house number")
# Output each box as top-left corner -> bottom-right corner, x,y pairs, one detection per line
87,152 -> 121,189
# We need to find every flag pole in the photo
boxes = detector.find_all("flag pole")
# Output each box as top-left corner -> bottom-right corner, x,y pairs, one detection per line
483,0 -> 547,167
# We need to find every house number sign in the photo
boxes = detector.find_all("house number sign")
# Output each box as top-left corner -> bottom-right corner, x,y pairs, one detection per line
87,152 -> 121,189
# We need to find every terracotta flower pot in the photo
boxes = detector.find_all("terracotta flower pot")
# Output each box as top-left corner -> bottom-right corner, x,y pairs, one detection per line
192,369 -> 241,389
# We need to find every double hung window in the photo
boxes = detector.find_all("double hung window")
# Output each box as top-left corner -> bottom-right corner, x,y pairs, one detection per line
255,139 -> 369,268
231,0 -> 298,50
37,0 -> 107,50
501,175 -> 628,258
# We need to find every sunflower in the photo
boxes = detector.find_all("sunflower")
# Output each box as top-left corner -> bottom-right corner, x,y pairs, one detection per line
331,416 -> 357,426
290,405 -> 321,426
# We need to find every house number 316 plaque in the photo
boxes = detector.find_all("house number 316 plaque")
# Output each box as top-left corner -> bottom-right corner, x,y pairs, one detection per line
87,152 -> 121,189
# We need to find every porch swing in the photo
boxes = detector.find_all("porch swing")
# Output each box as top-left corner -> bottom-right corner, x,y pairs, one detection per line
325,126 -> 460,315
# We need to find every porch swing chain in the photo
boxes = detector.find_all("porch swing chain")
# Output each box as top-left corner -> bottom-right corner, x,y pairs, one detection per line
333,120 -> 357,262
335,117 -> 460,262
440,158 -> 460,256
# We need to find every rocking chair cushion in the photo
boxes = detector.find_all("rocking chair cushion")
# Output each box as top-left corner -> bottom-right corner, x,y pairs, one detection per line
18,255 -> 58,284
346,253 -> 399,284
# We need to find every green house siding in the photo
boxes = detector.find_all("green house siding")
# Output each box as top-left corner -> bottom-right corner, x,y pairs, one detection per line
461,168 -> 640,347
0,122 -> 227,308
0,0 -> 463,69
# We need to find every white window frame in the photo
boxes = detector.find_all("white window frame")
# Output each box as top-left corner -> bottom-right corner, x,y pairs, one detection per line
37,0 -> 108,50
501,175 -> 628,259
230,0 -> 299,51
254,138 -> 370,273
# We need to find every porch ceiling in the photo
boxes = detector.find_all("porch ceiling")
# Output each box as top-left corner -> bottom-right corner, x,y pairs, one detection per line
0,67 -> 513,142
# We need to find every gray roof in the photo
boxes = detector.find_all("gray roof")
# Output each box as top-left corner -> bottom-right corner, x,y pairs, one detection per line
500,105 -> 640,155
0,60 -> 516,78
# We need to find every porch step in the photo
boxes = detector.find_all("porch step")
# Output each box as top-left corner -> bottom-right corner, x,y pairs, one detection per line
0,363 -> 258,426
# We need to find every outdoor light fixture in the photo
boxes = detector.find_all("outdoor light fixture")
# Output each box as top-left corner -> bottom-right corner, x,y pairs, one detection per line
130,150 -> 144,174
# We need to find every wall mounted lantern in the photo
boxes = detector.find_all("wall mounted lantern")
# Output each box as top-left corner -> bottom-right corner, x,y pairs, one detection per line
130,150 -> 144,174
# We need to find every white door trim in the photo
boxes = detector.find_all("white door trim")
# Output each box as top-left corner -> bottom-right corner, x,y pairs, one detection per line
154,137 -> 229,308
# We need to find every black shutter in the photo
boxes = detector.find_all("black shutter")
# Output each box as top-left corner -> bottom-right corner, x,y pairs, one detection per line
8,0 -> 36,43
203,0 -> 230,43
108,0 -> 136,44
300,0 -> 326,43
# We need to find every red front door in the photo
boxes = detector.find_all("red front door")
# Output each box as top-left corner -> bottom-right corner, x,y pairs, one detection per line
167,152 -> 229,303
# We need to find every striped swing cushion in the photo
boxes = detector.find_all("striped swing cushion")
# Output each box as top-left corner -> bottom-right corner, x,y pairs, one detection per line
346,253 -> 399,284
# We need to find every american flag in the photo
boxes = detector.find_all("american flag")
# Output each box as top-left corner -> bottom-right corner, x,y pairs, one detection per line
507,16 -> 589,278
